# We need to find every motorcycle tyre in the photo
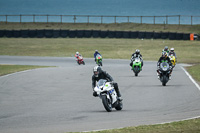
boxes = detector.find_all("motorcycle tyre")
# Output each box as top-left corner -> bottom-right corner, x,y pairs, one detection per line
83,61 -> 85,65
115,101 -> 123,111
162,75 -> 168,86
102,95 -> 112,112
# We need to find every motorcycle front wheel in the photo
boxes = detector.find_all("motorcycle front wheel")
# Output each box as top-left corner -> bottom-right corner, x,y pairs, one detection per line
102,95 -> 112,112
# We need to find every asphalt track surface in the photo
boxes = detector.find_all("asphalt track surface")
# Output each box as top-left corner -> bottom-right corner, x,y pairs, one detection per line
0,56 -> 200,133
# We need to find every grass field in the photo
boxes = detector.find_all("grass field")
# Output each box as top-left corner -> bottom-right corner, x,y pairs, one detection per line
0,64 -> 49,76
1,22 -> 200,34
0,38 -> 200,64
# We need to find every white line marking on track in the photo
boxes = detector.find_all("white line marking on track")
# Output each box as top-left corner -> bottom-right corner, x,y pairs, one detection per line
181,66 -> 200,91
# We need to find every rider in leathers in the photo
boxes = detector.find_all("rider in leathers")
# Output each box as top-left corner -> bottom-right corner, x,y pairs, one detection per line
92,66 -> 122,101
130,49 -> 143,68
157,52 -> 173,79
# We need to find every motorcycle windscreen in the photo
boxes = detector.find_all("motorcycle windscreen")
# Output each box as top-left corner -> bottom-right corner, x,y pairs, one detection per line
160,62 -> 169,71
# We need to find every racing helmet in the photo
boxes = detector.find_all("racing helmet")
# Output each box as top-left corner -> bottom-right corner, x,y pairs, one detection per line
170,48 -> 174,52
93,66 -> 101,77
162,51 -> 168,59
164,46 -> 168,51
95,50 -> 98,53
76,51 -> 79,55
136,49 -> 140,54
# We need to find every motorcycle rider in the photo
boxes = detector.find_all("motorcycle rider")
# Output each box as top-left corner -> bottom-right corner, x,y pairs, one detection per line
75,51 -> 81,61
92,66 -> 122,101
169,48 -> 177,61
157,52 -> 173,79
130,49 -> 143,69
162,46 -> 169,55
94,50 -> 102,61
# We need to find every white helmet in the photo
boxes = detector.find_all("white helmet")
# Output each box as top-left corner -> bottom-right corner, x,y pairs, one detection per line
93,66 -> 100,77
170,48 -> 174,51
136,49 -> 140,54
76,52 -> 79,55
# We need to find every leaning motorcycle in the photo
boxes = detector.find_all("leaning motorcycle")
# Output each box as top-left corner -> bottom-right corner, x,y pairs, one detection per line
169,54 -> 176,68
132,57 -> 142,76
158,62 -> 171,86
76,55 -> 85,65
96,54 -> 103,66
94,79 -> 123,112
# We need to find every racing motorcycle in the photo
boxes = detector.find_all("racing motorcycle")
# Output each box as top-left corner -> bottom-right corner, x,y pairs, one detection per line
96,54 -> 103,66
157,62 -> 171,86
169,54 -> 176,68
131,57 -> 142,76
76,55 -> 85,65
94,79 -> 123,112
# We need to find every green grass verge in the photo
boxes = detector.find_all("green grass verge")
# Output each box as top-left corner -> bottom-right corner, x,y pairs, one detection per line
187,64 -> 200,84
0,64 -> 49,76
69,118 -> 200,133
1,22 -> 200,34
0,38 -> 200,64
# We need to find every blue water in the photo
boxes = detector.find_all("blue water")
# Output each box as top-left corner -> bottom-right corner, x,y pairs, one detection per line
0,0 -> 200,24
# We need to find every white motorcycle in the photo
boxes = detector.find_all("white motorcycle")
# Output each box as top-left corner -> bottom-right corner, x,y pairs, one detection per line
94,79 -> 123,112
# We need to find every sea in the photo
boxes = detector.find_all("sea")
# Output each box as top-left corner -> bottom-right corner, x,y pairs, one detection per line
0,0 -> 200,24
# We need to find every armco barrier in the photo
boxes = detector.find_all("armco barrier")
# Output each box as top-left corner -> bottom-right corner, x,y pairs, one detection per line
76,30 -> 84,38
13,30 -> 21,38
161,32 -> 169,39
100,30 -> 108,38
68,30 -> 76,38
92,30 -> 100,38
84,30 -> 92,38
153,32 -> 161,39
21,30 -> 29,38
108,31 -> 116,38
5,30 -> 13,37
60,30 -> 68,37
169,32 -> 176,40
29,30 -> 37,38
176,33 -> 183,40
36,30 -> 45,38
0,30 -> 5,37
45,30 -> 53,38
122,31 -> 130,38
130,31 -> 138,38
0,29 -> 192,40
183,33 -> 190,40
145,32 -> 154,39
52,30 -> 60,38
115,31 -> 123,38
138,31 -> 145,39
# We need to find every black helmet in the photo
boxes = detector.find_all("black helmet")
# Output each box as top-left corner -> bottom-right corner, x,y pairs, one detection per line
93,66 -> 101,77
162,51 -> 168,59
136,49 -> 140,54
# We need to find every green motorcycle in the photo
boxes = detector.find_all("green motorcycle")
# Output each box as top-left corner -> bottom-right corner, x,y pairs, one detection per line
96,54 -> 103,66
132,57 -> 142,76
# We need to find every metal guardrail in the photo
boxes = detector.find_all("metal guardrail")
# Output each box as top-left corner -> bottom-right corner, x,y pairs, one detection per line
0,15 -> 200,25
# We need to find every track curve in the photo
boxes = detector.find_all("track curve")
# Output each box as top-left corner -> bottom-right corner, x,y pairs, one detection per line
0,56 -> 200,133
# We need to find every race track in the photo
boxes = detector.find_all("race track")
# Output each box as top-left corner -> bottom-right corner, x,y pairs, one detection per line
0,56 -> 200,133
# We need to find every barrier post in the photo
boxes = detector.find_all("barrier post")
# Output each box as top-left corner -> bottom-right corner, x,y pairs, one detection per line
33,15 -> 35,23
101,16 -> 103,24
6,15 -> 7,24
190,33 -> 194,41
179,15 -> 180,25
61,15 -> 62,24
114,16 -> 116,24
128,16 -> 129,23
20,15 -> 22,24
88,16 -> 89,24
154,16 -> 155,24
141,16 -> 142,24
